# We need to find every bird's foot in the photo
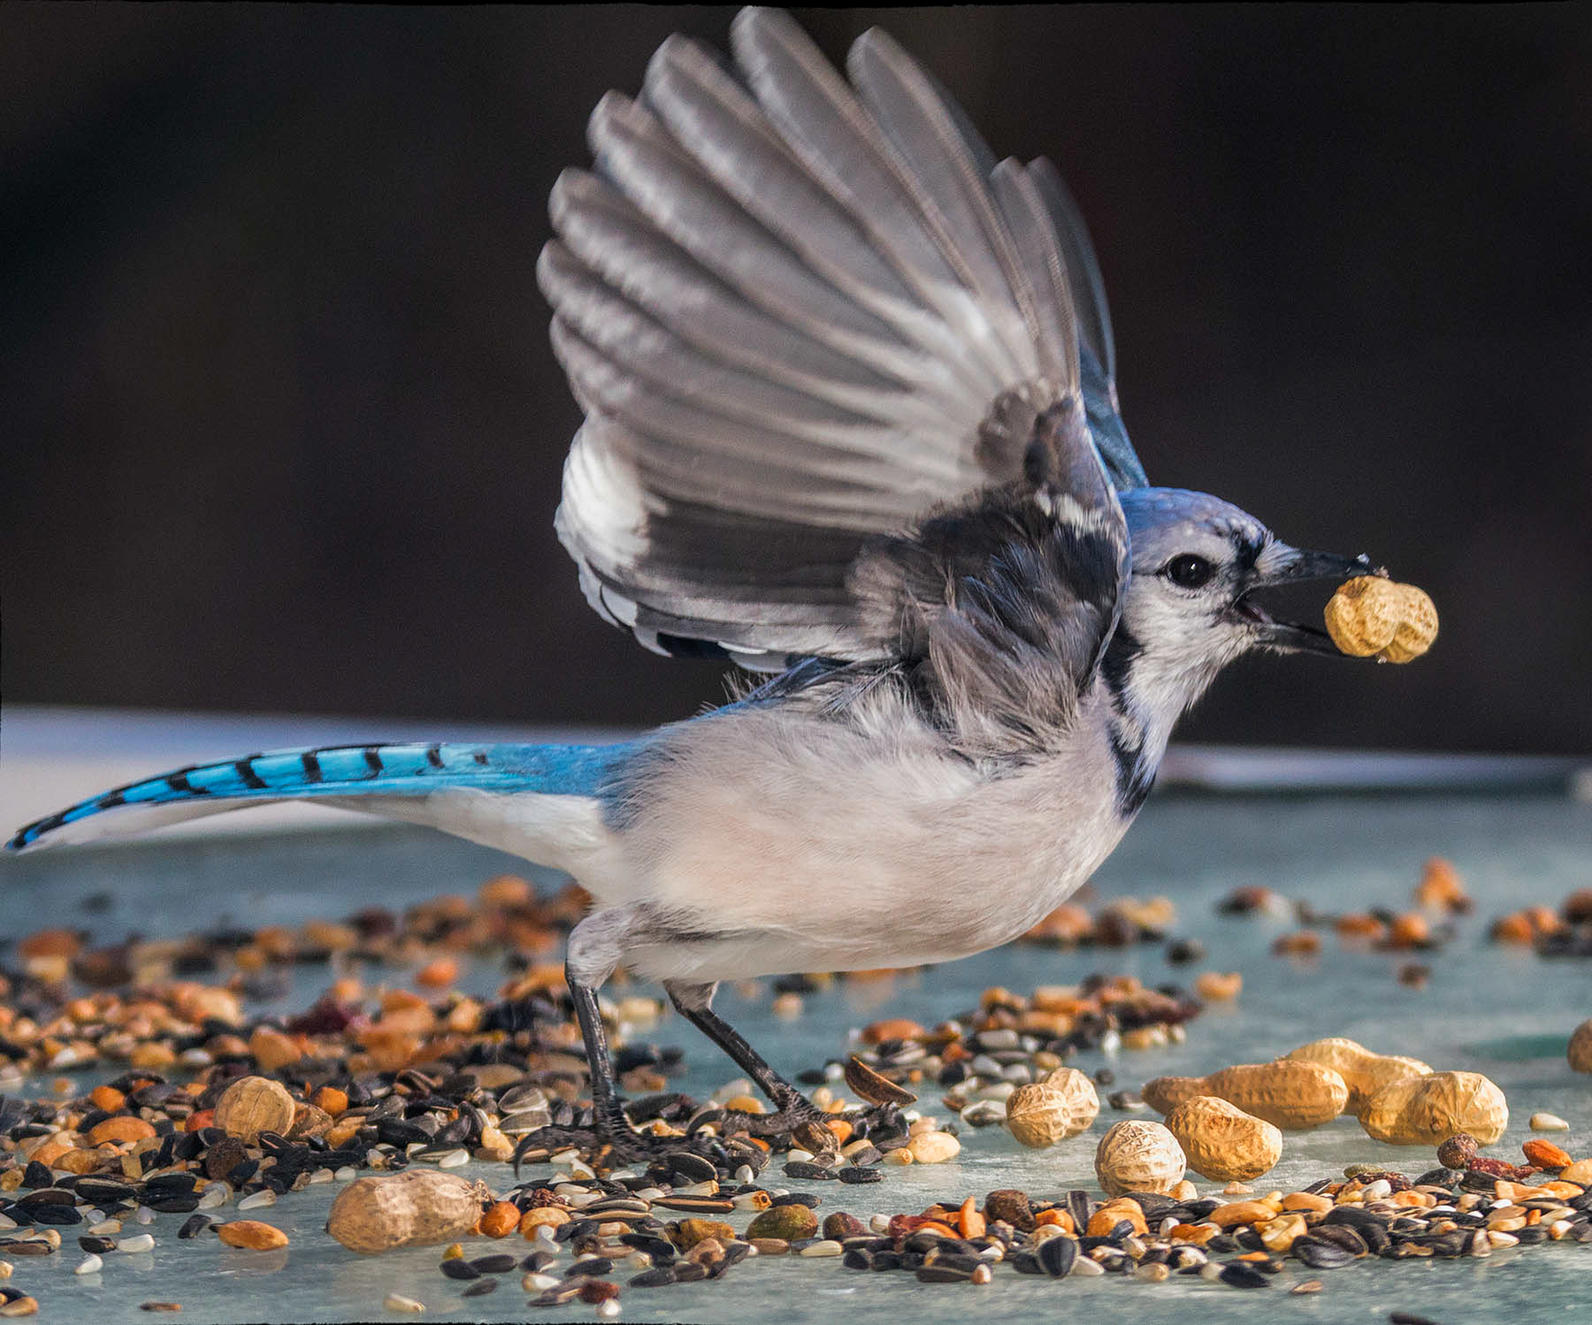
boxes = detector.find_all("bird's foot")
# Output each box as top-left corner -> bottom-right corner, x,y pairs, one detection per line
720,1101 -> 897,1151
510,1120 -> 752,1178
726,1105 -> 834,1145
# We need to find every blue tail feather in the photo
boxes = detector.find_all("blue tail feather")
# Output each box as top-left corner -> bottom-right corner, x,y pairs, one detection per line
7,739 -> 637,851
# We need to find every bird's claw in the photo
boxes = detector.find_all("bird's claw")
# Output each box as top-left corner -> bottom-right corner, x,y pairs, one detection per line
510,1120 -> 734,1176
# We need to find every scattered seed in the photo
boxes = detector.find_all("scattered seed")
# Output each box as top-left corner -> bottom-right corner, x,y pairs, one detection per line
216,1221 -> 288,1251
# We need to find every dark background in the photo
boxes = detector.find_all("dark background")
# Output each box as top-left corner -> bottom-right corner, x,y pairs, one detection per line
4,5 -> 1590,753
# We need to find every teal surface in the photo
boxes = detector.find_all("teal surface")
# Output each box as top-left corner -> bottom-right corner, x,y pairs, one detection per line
4,793 -> 1590,1323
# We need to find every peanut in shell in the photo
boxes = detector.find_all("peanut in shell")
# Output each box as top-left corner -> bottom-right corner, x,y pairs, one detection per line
1360,1070 -> 1508,1146
1142,1060 -> 1348,1130
1004,1067 -> 1100,1149
1281,1037 -> 1431,1114
1165,1095 -> 1283,1182
1094,1120 -> 1185,1197
1324,575 -> 1437,663
326,1169 -> 491,1255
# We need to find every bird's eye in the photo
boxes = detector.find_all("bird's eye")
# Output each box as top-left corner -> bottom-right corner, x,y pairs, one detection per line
1165,554 -> 1214,589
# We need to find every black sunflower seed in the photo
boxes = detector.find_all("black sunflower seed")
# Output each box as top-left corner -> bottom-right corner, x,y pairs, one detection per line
1218,1262 -> 1271,1288
628,1265 -> 678,1287
1294,1237 -> 1356,1269
915,1265 -> 972,1282
1037,1235 -> 1077,1277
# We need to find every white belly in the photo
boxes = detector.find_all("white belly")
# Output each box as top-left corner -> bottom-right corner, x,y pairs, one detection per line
587,697 -> 1134,985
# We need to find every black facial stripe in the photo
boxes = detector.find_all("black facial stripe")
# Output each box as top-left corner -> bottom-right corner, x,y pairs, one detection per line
1107,719 -> 1155,816
1100,623 -> 1141,704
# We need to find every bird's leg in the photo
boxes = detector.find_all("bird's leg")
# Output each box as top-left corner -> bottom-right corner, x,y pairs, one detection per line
567,972 -> 633,1145
514,909 -> 666,1169
664,980 -> 832,1140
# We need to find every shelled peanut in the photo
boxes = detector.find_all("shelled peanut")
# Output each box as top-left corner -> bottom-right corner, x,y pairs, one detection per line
1142,1060 -> 1349,1130
1282,1037 -> 1431,1114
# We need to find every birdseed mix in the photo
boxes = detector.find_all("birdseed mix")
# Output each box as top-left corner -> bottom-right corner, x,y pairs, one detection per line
1,871 -> 1586,1316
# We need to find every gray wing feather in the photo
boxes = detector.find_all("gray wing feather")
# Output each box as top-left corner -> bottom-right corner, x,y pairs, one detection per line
547,6 -> 1141,684
1027,157 -> 1116,388
547,175 -> 900,400
846,28 -> 1051,384
989,159 -> 1081,400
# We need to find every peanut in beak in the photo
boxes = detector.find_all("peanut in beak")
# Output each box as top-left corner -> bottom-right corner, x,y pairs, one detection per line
1324,575 -> 1438,663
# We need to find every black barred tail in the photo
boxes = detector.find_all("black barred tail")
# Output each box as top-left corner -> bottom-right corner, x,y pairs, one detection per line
8,739 -> 635,851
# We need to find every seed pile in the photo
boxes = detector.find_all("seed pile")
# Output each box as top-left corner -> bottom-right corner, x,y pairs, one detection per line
505,975 -> 1204,1174
823,1147 -> 1591,1292
1018,895 -> 1180,949
1217,861 -> 1592,968
1491,888 -> 1592,958
2,859 -> 1586,1316
7,874 -> 591,995
2,1133 -> 1585,1318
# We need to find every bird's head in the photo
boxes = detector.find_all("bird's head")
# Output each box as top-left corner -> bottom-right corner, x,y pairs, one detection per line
1110,487 -> 1375,718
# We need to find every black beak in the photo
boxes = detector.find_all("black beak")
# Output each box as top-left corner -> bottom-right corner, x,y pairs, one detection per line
1229,545 -> 1380,657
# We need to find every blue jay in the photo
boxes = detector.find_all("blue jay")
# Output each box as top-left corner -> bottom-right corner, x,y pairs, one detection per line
9,9 -> 1389,1160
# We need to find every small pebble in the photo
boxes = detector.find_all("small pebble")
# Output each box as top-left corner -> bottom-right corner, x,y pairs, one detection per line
75,1253 -> 103,1275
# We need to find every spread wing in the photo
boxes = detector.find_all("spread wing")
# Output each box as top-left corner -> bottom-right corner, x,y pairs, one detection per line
543,7 -> 1143,681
